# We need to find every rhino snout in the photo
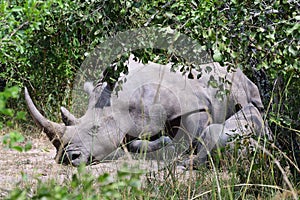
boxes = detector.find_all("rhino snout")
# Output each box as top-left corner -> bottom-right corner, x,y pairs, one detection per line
61,150 -> 83,166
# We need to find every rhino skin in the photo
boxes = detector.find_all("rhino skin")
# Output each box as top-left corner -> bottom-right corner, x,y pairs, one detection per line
60,81 -> 175,153
25,57 -> 270,167
186,103 -> 269,166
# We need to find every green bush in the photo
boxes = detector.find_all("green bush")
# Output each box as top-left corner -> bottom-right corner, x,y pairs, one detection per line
1,0 -> 298,126
0,0 -> 299,197
0,86 -> 31,152
6,164 -> 144,200
1,0 -> 298,122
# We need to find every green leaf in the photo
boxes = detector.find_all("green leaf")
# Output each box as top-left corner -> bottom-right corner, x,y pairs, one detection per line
213,50 -> 223,62
24,142 -> 32,152
16,111 -> 26,120
286,23 -> 300,35
208,75 -> 218,88
288,46 -> 297,56
205,66 -> 212,73
12,146 -> 23,152
1,108 -> 14,117
6,86 -> 19,98
274,59 -> 282,64
11,131 -> 25,143
165,12 -> 174,18
11,6 -> 23,12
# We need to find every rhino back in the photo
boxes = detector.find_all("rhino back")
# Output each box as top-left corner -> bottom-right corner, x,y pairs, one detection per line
109,62 -> 210,137
192,62 -> 263,123
107,61 -> 262,137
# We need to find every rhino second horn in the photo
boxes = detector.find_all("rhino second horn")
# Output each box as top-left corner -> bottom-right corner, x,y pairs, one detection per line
60,106 -> 79,126
24,87 -> 65,148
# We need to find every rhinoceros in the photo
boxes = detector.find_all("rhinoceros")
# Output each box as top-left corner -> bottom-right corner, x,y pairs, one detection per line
25,57 -> 270,166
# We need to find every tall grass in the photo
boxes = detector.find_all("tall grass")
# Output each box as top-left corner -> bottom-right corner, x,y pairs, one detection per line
3,135 -> 299,200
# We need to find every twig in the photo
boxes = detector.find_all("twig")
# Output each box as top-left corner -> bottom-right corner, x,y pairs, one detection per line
272,121 -> 300,134
271,143 -> 300,173
0,21 -> 29,45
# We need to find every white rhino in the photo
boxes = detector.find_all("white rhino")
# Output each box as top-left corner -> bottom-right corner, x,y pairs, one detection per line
25,57 -> 270,166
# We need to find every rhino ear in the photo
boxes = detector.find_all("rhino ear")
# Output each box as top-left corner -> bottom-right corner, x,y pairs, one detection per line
60,107 -> 79,126
83,82 -> 94,96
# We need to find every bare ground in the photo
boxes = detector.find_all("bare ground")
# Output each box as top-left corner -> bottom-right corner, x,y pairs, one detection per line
0,134 -> 189,198
1,134 -> 297,199
0,136 -> 128,197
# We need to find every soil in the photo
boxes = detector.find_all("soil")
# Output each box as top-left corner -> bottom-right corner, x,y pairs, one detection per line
0,134 -> 183,198
0,135 -> 125,197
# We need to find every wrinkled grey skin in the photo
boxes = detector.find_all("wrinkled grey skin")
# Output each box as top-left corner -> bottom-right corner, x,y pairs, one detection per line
61,81 -> 173,153
25,57 -> 270,167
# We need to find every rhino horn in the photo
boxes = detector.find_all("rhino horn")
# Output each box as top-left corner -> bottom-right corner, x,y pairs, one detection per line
60,106 -> 79,125
24,87 -> 65,148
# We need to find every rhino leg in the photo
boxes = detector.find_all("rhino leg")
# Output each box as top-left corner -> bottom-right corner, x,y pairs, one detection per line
180,112 -> 211,152
186,103 -> 269,167
125,136 -> 172,153
124,111 -> 211,155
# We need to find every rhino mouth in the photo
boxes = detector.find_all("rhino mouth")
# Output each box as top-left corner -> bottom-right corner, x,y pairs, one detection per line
59,150 -> 80,166
60,148 -> 98,166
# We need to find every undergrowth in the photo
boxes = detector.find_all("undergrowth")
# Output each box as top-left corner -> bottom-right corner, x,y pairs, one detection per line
3,141 -> 299,200
6,164 -> 144,200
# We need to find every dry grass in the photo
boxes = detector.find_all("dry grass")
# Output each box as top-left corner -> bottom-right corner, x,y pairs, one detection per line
0,130 -> 299,199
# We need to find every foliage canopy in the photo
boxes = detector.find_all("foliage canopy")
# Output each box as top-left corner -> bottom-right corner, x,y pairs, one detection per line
0,0 -> 299,197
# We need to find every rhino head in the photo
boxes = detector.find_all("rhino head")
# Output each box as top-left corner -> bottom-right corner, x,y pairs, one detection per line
25,87 -> 123,166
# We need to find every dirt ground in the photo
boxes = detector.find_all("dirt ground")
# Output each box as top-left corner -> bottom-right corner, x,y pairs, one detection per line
2,134 -> 296,199
0,136 -> 122,196
0,134 -> 184,198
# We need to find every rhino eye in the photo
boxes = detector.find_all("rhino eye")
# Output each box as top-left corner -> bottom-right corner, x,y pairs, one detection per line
89,125 -> 100,136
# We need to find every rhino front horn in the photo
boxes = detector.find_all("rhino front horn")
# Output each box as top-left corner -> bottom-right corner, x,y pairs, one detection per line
24,87 -> 65,149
